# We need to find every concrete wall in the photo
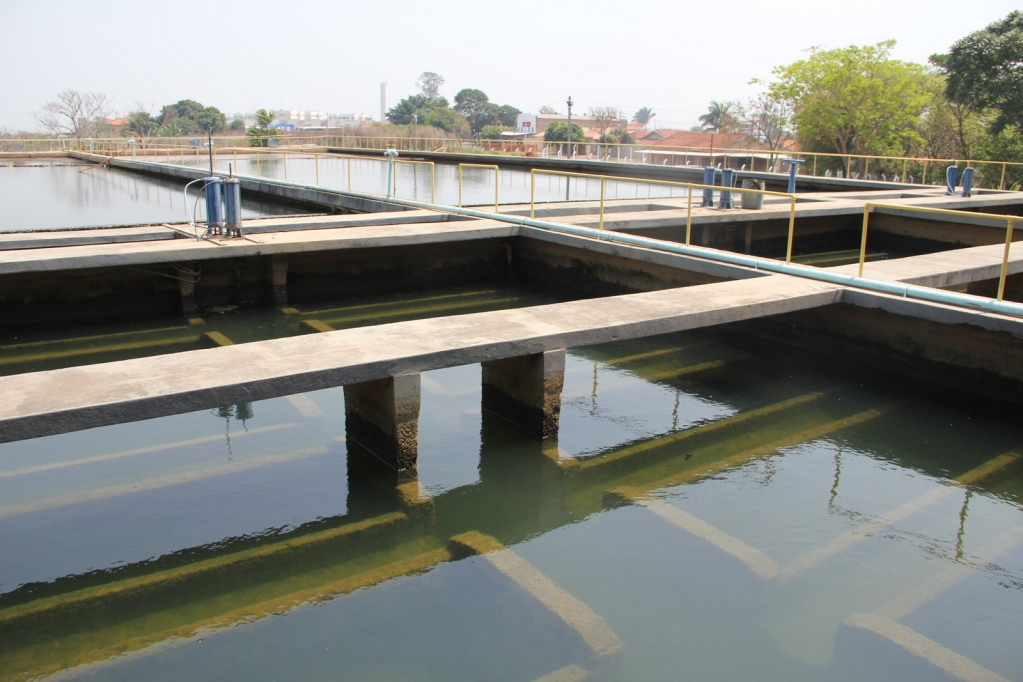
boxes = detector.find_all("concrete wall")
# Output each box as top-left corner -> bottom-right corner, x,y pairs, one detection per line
729,302 -> 1023,406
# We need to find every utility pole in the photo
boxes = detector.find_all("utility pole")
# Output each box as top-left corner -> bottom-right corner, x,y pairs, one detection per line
566,95 -> 574,160
566,95 -> 574,201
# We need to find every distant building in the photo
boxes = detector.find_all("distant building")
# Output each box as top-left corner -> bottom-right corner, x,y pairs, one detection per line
515,113 -> 627,137
232,111 -> 371,132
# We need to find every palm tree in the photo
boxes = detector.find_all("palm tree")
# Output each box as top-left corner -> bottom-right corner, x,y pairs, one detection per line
632,107 -> 656,125
699,101 -> 734,133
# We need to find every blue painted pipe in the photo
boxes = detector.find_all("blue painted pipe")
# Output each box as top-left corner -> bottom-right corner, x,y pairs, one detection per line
701,167 -> 715,207
961,167 -> 974,198
782,158 -> 804,194
946,166 -> 959,195
165,160 -> 1023,319
719,168 -> 734,209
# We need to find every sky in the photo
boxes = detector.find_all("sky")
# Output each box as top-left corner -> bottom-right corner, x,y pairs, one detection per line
1,0 -> 1019,132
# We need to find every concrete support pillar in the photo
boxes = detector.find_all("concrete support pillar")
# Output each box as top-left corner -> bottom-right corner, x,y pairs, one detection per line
344,374 -> 420,471
179,277 -> 197,315
269,255 -> 288,305
481,349 -> 565,442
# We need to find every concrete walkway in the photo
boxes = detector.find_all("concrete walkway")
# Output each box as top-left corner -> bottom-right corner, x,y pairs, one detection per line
0,275 -> 841,442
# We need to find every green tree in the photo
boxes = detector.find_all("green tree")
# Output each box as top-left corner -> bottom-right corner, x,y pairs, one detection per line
156,99 -> 226,136
543,121 -> 585,142
422,106 -> 470,136
632,107 -> 656,125
194,106 -> 226,134
229,118 -> 245,132
246,108 -> 279,147
600,128 -> 635,144
125,109 -> 158,140
496,104 -> 521,128
387,95 -> 448,125
935,11 -> 1023,134
699,101 -> 737,133
480,125 -> 504,139
917,78 -> 987,160
454,88 -> 499,134
765,41 -> 932,163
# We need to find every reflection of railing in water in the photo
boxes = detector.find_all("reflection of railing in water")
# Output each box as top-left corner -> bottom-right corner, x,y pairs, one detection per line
457,162 -> 499,212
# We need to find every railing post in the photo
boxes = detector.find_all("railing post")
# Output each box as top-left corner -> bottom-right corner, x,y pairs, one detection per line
1001,163 -> 1008,191
599,177 -> 605,231
348,157 -> 352,191
858,205 -> 873,277
530,169 -> 536,219
458,164 -> 463,207
997,219 -> 1016,301
315,154 -> 320,186
494,166 -> 499,213
786,197 -> 797,263
685,188 -> 693,245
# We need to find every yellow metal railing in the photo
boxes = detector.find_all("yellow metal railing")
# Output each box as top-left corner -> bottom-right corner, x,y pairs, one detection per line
858,203 -> 1020,300
528,169 -> 799,261
20,135 -> 1023,190
458,163 -> 500,212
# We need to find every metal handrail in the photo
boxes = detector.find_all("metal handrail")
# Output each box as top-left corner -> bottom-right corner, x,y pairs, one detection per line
859,203 -> 1020,299
15,135 -> 1023,189
529,169 -> 798,261
457,163 -> 500,212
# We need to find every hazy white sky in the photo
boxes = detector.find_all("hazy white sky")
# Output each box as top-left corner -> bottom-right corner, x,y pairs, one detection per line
1,0 -> 1018,131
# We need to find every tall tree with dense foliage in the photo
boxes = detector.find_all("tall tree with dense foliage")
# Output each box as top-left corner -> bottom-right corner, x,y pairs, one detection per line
496,104 -> 521,128
543,121 -> 584,142
934,11 -> 1023,134
764,41 -> 932,161
453,88 -> 499,134
387,94 -> 448,125
157,99 -> 226,136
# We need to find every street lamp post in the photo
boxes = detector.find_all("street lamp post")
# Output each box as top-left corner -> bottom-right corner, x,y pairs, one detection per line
566,96 -> 574,160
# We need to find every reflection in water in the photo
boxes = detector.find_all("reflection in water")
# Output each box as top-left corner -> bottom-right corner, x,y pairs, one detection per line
177,152 -> 702,208
0,330 -> 1021,682
0,165 -> 302,231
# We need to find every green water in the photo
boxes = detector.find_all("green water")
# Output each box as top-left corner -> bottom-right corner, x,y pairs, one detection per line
0,284 -> 569,377
0,326 -> 1020,681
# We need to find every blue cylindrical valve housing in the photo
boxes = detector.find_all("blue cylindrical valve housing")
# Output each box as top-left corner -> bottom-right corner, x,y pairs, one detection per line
945,166 -> 959,195
702,167 -> 716,207
960,167 -> 974,198
205,177 -> 225,231
719,168 -> 734,209
223,178 -> 242,235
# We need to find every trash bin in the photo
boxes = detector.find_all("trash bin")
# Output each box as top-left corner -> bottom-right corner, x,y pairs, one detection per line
741,179 -> 764,210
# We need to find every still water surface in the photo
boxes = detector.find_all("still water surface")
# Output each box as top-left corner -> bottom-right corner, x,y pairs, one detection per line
0,323 -> 1020,681
0,162 -> 302,232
